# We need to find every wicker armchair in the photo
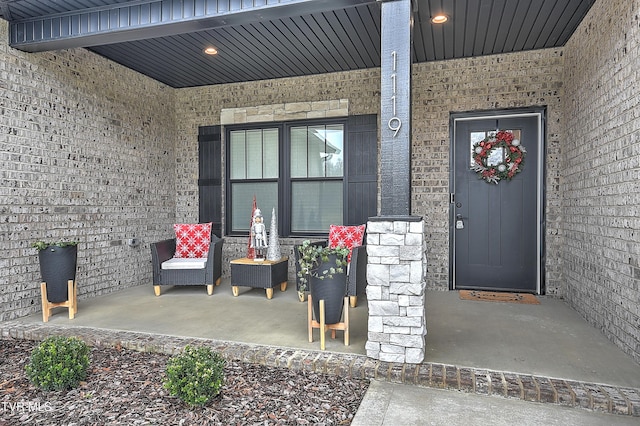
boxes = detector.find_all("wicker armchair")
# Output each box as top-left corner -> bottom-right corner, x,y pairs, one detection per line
150,234 -> 224,296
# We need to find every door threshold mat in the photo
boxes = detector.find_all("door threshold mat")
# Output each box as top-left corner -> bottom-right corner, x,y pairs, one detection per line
459,290 -> 540,304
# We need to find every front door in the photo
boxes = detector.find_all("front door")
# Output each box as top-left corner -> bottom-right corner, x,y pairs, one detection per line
452,112 -> 543,293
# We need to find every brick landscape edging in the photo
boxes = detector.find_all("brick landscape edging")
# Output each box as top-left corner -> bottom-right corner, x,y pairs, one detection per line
2,321 -> 638,418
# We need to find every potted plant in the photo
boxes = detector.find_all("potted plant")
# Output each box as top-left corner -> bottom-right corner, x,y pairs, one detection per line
33,240 -> 78,321
296,240 -> 350,324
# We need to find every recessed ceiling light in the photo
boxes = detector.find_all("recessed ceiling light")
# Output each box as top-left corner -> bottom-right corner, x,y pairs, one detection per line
431,14 -> 448,24
204,47 -> 218,55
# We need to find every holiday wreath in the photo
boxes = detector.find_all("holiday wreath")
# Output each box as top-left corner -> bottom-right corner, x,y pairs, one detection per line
470,130 -> 526,184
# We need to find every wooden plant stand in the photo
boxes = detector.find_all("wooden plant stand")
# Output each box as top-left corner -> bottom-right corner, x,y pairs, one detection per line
307,294 -> 349,350
40,279 -> 77,322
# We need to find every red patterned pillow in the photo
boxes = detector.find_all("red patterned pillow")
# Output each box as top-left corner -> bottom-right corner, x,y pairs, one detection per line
328,224 -> 366,262
173,223 -> 212,258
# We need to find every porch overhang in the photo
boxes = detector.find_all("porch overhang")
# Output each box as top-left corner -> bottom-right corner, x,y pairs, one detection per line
0,0 -> 595,88
8,0 -> 377,52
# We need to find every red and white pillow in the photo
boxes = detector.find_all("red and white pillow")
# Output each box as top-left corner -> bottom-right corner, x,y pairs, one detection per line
173,223 -> 212,258
328,224 -> 366,262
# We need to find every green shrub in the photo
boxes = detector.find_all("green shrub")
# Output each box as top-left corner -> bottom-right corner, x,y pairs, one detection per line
164,345 -> 226,407
25,336 -> 90,391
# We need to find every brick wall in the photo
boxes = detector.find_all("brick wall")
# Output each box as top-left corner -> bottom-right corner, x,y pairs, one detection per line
0,20 -> 177,320
562,0 -> 640,363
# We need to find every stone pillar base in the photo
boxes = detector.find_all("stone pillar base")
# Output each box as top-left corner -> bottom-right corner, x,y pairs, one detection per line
365,216 -> 426,363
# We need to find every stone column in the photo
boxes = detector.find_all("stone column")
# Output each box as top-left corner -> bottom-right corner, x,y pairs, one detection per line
366,217 -> 426,364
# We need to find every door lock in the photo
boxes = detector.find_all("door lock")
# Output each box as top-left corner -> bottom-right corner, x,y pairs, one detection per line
455,214 -> 464,230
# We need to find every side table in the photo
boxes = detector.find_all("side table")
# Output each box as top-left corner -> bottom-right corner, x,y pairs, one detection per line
230,257 -> 289,299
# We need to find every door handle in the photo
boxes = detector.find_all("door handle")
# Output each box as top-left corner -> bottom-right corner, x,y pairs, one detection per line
455,214 -> 464,229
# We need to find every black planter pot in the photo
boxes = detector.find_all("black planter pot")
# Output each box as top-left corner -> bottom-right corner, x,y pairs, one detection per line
309,255 -> 347,324
38,245 -> 78,303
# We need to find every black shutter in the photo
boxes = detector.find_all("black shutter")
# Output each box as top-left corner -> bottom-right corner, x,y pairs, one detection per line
345,115 -> 378,225
198,125 -> 222,237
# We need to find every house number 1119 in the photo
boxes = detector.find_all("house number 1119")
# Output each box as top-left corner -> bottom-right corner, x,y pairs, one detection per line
388,50 -> 402,137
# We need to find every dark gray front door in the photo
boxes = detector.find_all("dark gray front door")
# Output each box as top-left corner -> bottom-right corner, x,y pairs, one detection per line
452,114 -> 542,293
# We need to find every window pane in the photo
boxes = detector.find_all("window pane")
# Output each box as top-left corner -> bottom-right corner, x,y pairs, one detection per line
290,127 -> 308,178
263,128 -> 279,179
246,130 -> 263,179
487,147 -> 505,166
469,130 -> 522,166
469,131 -> 486,166
230,131 -> 246,179
293,125 -> 344,178
324,124 -> 344,177
291,181 -> 343,232
231,182 -> 278,233
307,125 -> 326,177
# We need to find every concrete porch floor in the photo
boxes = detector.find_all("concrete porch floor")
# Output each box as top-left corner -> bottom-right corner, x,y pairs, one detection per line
15,278 -> 640,389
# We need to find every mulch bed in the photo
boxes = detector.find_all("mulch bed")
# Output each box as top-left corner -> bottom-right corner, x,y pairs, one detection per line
0,339 -> 369,425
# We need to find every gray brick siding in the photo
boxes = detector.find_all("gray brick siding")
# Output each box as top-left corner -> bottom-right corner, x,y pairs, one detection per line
562,0 -> 640,364
0,20 -> 176,320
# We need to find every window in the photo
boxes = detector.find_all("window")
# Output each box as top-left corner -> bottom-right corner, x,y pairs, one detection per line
290,124 -> 344,232
219,115 -> 377,237
469,130 -> 522,166
228,128 -> 279,233
227,120 -> 344,235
